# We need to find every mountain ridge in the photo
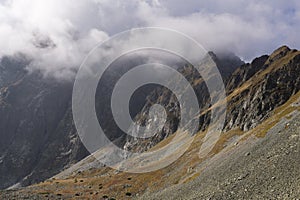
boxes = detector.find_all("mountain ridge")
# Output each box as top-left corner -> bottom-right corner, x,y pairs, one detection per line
0,46 -> 299,199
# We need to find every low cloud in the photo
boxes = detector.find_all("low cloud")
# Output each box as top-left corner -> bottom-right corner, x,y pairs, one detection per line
0,0 -> 299,78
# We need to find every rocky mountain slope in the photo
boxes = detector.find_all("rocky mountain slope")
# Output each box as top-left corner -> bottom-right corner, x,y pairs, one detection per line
0,46 -> 299,199
142,94 -> 300,200
1,90 -> 300,199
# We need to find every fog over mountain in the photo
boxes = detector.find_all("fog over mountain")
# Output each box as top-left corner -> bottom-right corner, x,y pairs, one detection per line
1,0 -> 300,78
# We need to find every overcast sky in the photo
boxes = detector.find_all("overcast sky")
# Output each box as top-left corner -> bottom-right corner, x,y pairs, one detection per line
0,0 -> 299,78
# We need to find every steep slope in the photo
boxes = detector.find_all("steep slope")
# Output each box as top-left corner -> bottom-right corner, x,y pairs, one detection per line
0,56 -> 88,189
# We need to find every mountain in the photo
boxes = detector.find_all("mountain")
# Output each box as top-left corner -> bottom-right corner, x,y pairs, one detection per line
0,46 -> 300,199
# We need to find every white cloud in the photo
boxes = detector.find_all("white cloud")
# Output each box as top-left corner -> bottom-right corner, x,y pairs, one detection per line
0,0 -> 109,79
0,0 -> 299,78
149,0 -> 300,60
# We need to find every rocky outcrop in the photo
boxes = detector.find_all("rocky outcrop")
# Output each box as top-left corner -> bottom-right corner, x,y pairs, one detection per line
224,46 -> 300,131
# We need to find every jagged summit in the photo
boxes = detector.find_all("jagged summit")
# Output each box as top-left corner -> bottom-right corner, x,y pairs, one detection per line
250,54 -> 269,66
268,45 -> 292,62
207,51 -> 244,80
272,45 -> 291,55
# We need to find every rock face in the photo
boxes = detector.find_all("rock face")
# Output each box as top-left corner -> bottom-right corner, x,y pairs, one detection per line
0,45 -> 299,190
224,46 -> 300,131
0,55 -> 88,189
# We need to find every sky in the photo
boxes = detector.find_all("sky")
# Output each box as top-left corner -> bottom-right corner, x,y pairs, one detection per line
0,0 -> 299,78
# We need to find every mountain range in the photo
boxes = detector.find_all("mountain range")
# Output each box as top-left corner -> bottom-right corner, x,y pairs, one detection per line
0,45 -> 299,199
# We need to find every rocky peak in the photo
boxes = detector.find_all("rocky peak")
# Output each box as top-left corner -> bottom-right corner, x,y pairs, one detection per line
226,54 -> 269,93
268,45 -> 291,63
208,51 -> 244,80
224,47 -> 300,131
251,54 -> 269,67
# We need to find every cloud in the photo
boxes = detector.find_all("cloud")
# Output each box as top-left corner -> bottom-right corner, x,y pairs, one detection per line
147,0 -> 300,60
0,0 -> 299,78
0,0 -> 109,79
